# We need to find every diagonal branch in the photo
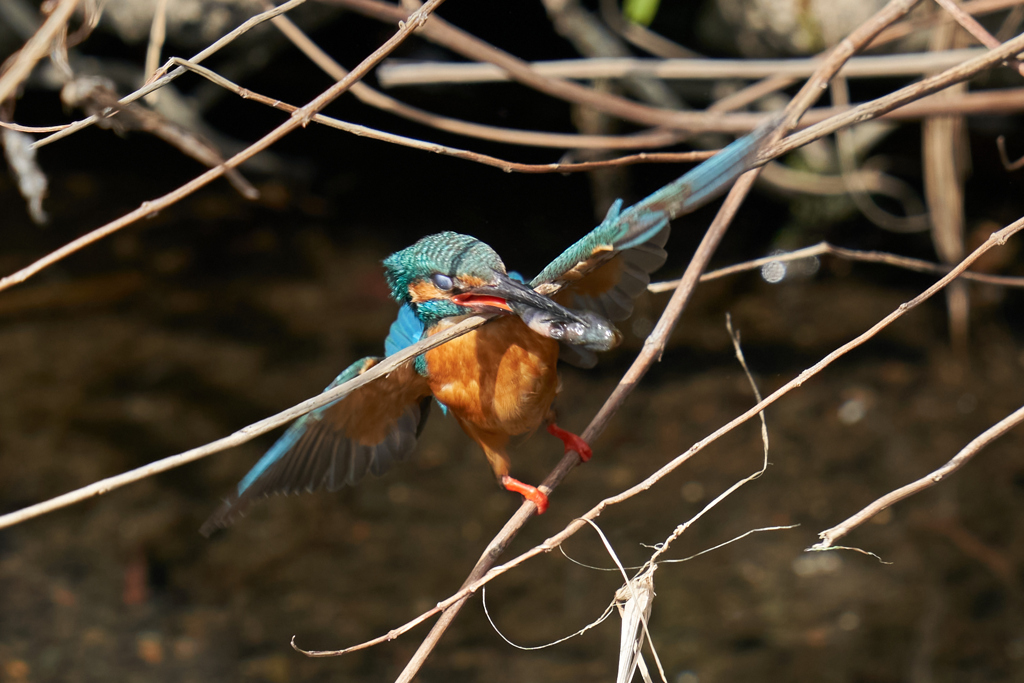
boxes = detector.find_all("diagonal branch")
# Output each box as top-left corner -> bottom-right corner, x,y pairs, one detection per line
932,0 -> 1024,77
649,241 -> 1024,290
813,402 -> 1024,550
326,0 -> 752,132
0,307 -> 486,532
762,30 -> 1024,160
0,0 -> 448,296
31,0 -> 309,149
0,0 -> 80,104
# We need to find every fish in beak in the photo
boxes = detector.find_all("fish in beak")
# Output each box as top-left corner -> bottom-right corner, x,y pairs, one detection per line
453,272 -> 621,351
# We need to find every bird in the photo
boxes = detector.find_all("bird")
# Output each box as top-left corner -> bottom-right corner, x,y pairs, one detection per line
200,121 -> 776,535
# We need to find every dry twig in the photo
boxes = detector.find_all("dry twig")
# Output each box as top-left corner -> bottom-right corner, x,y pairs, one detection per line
375,49 -> 988,86
813,403 -> 1024,550
0,0 -> 445,295
0,0 -> 80,104
649,241 -> 1024,291
31,0 -> 310,149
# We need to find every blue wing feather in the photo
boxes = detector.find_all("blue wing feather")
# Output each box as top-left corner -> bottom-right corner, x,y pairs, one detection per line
233,359 -> 367,498
201,313 -> 434,534
526,119 -> 777,368
532,118 -> 777,291
385,303 -> 424,356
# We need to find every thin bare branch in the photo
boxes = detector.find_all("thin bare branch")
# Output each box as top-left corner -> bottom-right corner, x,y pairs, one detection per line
143,0 -> 170,104
932,0 -> 1024,77
267,7 -> 686,149
166,57 -> 714,171
0,0 -> 447,295
763,30 -> 1024,160
813,402 -> 1024,550
0,0 -> 80,104
997,134 -> 1024,170
647,240 -> 1024,292
32,0 -> 309,149
327,0 -> 759,132
0,306 -> 489,532
0,120 -> 72,133
375,49 -> 988,87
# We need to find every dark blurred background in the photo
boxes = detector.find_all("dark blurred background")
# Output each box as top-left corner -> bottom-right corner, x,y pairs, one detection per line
1,1 -> 1024,681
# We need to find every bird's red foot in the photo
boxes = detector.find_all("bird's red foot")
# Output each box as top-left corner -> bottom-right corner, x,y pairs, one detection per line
501,475 -> 549,514
547,423 -> 592,462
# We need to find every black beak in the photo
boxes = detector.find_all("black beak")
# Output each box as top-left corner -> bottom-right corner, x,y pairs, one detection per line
454,272 -> 587,324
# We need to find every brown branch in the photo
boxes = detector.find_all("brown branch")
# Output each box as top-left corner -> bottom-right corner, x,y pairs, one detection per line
166,57 -> 712,172
31,0 -> 310,149
325,0 -> 755,132
0,0 -> 447,296
763,30 -> 1024,160
932,0 -> 1024,77
997,134 -> 1024,170
267,7 -> 685,150
0,306 -> 493,531
647,241 -> 1024,292
0,0 -> 80,104
813,402 -> 1024,550
0,120 -> 73,133
374,49 -> 988,86
871,0 -> 1024,45
143,0 -> 170,102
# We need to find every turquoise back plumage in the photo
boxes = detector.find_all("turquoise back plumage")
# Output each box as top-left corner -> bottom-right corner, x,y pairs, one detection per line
530,120 -> 776,335
533,120 -> 774,293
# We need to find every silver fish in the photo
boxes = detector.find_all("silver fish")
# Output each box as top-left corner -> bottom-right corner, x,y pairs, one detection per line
513,303 -> 623,351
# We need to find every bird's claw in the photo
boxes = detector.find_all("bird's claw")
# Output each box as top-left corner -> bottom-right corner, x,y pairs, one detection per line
547,423 -> 592,462
501,475 -> 549,514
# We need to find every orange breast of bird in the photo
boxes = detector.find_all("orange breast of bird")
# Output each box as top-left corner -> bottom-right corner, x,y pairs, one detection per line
425,316 -> 560,441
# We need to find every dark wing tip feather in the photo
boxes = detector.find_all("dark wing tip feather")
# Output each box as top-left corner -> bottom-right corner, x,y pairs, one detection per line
200,364 -> 429,536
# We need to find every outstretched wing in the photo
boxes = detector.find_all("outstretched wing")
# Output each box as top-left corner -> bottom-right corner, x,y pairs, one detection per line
201,316 -> 432,534
532,120 -> 777,321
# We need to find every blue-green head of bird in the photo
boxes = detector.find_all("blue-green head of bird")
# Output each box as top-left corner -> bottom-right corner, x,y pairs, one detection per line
383,231 -> 586,326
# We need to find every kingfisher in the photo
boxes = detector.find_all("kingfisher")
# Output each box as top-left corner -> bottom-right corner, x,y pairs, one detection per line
200,122 -> 775,535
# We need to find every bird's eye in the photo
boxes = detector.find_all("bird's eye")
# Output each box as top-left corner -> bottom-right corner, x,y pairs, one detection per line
431,273 -> 454,291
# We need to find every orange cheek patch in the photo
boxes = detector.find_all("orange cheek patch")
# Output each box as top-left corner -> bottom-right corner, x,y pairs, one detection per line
408,281 -> 445,303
